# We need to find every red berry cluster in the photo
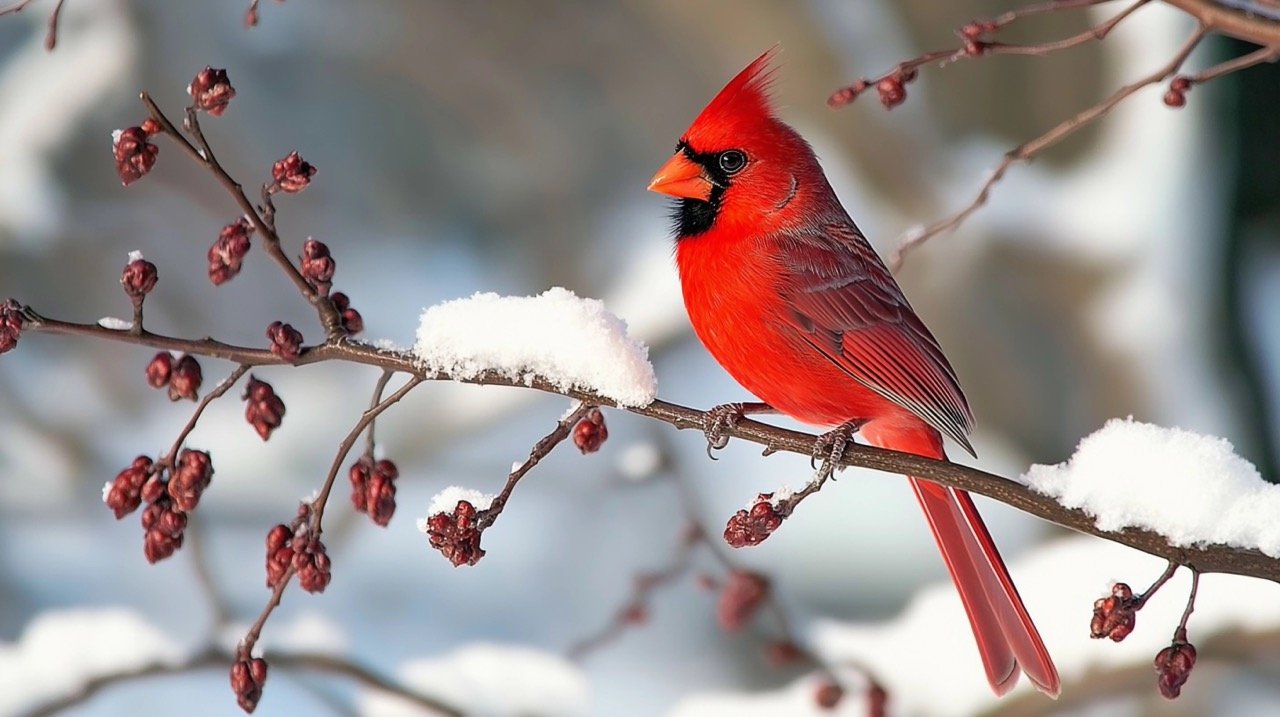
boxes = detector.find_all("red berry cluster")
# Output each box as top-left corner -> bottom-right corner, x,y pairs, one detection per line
168,449 -> 213,512
158,353 -> 203,401
243,375 -> 286,440
573,408 -> 608,454
874,69 -> 916,109
230,655 -> 268,713
270,151 -> 316,194
1090,582 -> 1137,642
265,523 -> 294,589
120,257 -> 158,299
330,292 -> 363,335
112,123 -> 159,186
1155,638 -> 1197,698
724,494 -> 784,548
349,456 -> 399,526
140,474 -> 187,564
1164,76 -> 1192,108
1,298 -> 25,354
106,448 -> 213,564
209,218 -> 254,286
293,531 -> 332,593
424,500 -> 485,567
263,505 -> 332,593
266,321 -> 303,361
189,66 -> 236,117
300,239 -> 335,295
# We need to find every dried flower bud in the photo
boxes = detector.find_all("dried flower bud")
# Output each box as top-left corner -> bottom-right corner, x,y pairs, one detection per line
349,458 -> 371,512
425,500 -> 485,567
814,680 -> 844,710
1154,641 -> 1196,699
1,298 -> 25,354
230,656 -> 268,713
243,375 -> 286,440
141,494 -> 186,563
265,523 -> 294,589
1170,76 -> 1191,92
112,126 -> 159,186
266,321 -> 303,362
300,239 -> 335,291
140,118 -> 161,136
120,257 -> 158,299
209,218 -> 254,285
270,151 -> 316,193
573,408 -> 608,454
105,456 -> 153,519
963,38 -> 989,57
724,495 -> 784,548
168,449 -> 213,512
292,534 -> 332,593
1090,582 -> 1137,642
867,682 -> 888,717
329,292 -> 363,335
876,77 -> 906,109
365,459 -> 399,527
717,570 -> 770,632
1163,89 -> 1187,108
168,354 -> 203,401
145,352 -> 173,388
188,66 -> 236,116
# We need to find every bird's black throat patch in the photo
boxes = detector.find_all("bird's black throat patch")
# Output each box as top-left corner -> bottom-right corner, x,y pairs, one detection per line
670,141 -> 733,241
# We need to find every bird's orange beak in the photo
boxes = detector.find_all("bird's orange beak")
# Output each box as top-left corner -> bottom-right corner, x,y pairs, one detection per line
647,152 -> 712,202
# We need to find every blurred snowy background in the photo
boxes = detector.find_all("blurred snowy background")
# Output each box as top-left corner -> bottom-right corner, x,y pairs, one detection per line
2,1 -> 1279,715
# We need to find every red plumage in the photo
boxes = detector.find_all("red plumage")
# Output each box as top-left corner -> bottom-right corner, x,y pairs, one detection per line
650,49 -> 1059,697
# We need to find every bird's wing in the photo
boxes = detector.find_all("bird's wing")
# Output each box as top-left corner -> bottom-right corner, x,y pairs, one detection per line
777,223 -> 975,455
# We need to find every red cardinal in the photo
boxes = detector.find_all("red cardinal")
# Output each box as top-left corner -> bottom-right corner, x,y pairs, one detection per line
648,50 -> 1060,697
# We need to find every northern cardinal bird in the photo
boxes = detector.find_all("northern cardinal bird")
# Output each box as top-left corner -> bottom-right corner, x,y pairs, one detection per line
648,50 -> 1060,697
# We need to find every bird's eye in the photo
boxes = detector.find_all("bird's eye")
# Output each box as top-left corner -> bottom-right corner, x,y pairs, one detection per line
718,150 -> 747,175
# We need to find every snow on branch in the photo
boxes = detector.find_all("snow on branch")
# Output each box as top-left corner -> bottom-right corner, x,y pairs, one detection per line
413,288 -> 657,408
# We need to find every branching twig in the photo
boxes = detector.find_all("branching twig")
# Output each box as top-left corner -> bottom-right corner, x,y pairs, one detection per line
138,93 -> 343,336
160,363 -> 250,468
888,25 -> 1208,270
476,401 -> 593,529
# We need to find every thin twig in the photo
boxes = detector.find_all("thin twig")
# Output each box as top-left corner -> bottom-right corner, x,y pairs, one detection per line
1133,560 -> 1180,609
184,522 -> 232,628
160,363 -> 251,467
42,0 -> 62,49
22,646 -> 463,717
138,93 -> 343,336
476,402 -> 593,529
1175,568 -> 1200,638
364,370 -> 395,458
18,311 -> 1280,583
1183,43 -> 1280,84
889,25 -> 1209,270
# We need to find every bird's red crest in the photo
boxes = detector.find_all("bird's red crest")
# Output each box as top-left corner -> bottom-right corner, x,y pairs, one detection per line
682,48 -> 780,150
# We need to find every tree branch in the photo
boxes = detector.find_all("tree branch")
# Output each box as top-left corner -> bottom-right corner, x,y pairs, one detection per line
21,310 -> 1280,583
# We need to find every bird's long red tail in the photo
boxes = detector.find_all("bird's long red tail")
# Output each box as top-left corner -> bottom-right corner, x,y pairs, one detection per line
864,423 -> 1060,697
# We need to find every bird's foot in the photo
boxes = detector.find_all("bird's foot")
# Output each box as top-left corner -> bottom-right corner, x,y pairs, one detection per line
811,419 -> 868,481
703,402 -> 774,460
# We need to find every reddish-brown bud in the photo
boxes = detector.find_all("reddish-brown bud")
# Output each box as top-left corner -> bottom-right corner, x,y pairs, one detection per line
763,641 -> 805,666
141,494 -> 186,564
266,321 -> 303,362
724,495 -> 784,548
120,257 -> 158,299
270,151 -> 316,193
242,375 -> 286,440
1154,641 -> 1196,699
188,66 -> 236,116
716,570 -> 770,632
329,292 -> 363,335
876,77 -> 906,109
867,682 -> 888,717
573,408 -> 608,454
113,126 -> 158,186
146,352 -> 173,388
168,449 -> 213,512
814,680 -> 844,710
1090,582 -> 1137,642
105,455 -> 153,519
425,500 -> 485,567
140,117 -> 161,136
300,239 -> 335,291
349,458 -> 371,512
1,298 -> 25,354
1163,89 -> 1187,108
265,523 -> 294,589
366,459 -> 399,526
168,354 -> 203,401
292,534 -> 332,593
1170,76 -> 1191,92
209,218 -> 254,286
230,656 -> 268,713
